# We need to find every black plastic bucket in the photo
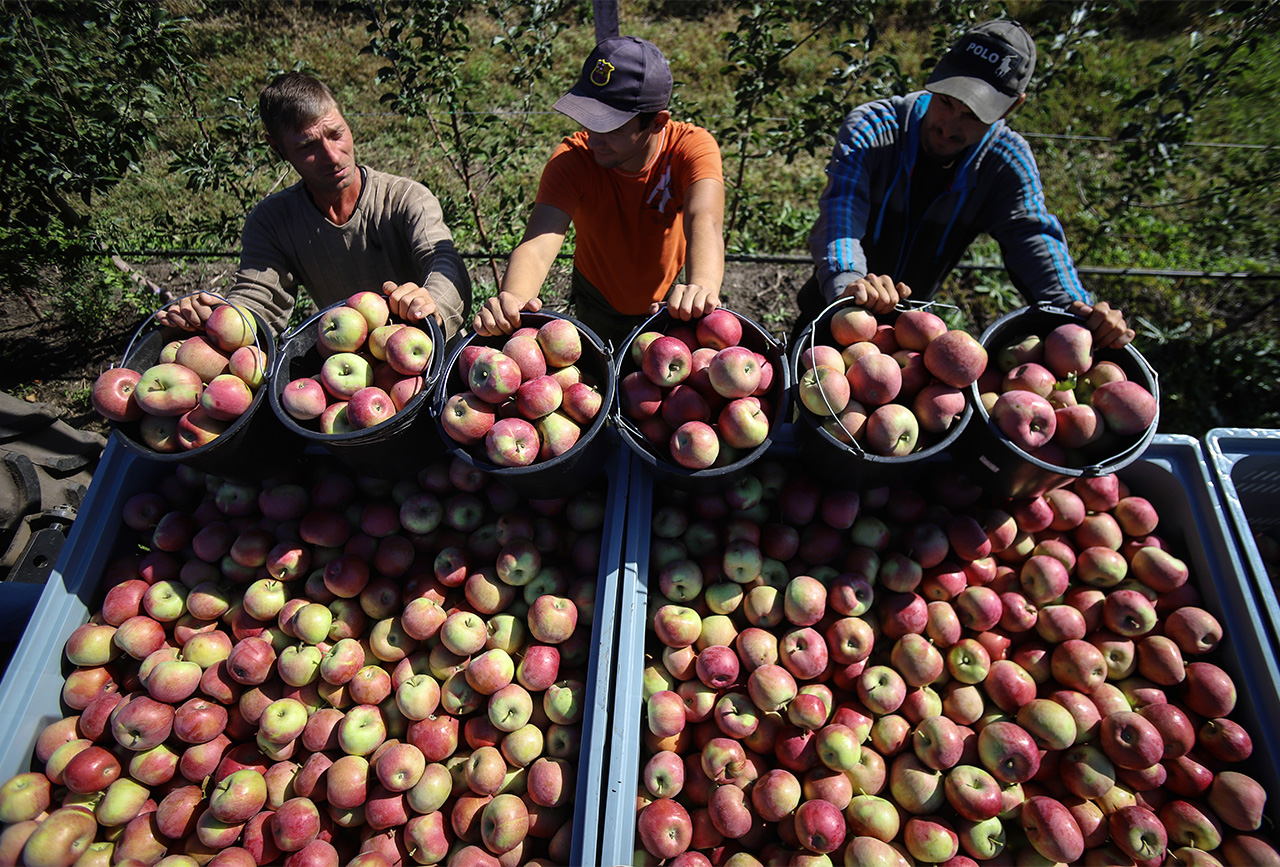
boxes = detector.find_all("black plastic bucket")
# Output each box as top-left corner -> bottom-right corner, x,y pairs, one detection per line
613,307 -> 792,493
268,300 -> 446,480
113,300 -> 302,481
790,298 -> 974,489
432,311 -> 617,499
953,304 -> 1160,499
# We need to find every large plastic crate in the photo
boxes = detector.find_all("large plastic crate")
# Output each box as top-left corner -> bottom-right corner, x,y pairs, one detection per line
0,434 -> 631,867
1205,428 -> 1280,653
600,432 -> 1280,865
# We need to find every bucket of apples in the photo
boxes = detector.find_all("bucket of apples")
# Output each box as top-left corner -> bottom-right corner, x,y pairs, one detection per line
954,303 -> 1161,499
91,293 -> 299,480
268,292 -> 446,479
432,311 -> 616,498
789,298 -> 981,487
613,307 -> 791,492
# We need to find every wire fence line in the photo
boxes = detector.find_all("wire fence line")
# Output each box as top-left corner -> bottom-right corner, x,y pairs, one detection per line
119,249 -> 1280,280
157,109 -> 1275,151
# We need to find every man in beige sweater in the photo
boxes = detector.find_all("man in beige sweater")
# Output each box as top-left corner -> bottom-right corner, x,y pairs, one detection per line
158,72 -> 470,338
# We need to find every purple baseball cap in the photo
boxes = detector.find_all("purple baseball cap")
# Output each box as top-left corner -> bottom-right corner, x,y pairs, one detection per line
925,21 -> 1036,124
553,36 -> 673,133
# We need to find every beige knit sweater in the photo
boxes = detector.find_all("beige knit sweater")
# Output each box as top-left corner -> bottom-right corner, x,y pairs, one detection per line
226,167 -> 471,338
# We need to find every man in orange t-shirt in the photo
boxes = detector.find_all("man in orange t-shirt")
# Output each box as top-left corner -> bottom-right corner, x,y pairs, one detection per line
473,36 -> 726,346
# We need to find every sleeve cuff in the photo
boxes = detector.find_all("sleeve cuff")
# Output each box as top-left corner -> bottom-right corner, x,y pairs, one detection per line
822,272 -> 862,304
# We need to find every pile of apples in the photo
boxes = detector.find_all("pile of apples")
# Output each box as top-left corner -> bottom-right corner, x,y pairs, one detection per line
92,304 -> 267,452
439,318 -> 604,469
978,319 -> 1159,464
795,305 -> 986,458
619,309 -> 781,471
0,452 -> 608,866
631,457 -> 1279,866
279,293 -> 435,434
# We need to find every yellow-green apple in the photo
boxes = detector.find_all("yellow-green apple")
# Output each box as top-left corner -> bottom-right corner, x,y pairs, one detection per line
535,318 -> 582,367
888,751 -> 946,815
136,362 -> 204,416
543,678 -> 584,726
92,367 -> 144,422
798,364 -> 849,417
205,303 -> 258,351
903,815 -> 959,863
857,665 -> 906,716
18,806 -> 98,867
94,775 -> 150,828
320,352 -> 373,400
258,697 -> 309,745
0,773 -> 50,825
317,305 -> 368,355
864,403 -> 919,456
346,291 -> 390,331
385,325 -> 433,376
535,410 -> 581,460
368,322 -> 405,361
176,335 -> 231,382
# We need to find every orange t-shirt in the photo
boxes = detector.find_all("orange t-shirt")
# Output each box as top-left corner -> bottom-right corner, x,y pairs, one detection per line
535,121 -> 724,315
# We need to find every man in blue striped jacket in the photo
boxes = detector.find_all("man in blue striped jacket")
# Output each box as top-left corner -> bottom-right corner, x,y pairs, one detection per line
797,20 -> 1134,349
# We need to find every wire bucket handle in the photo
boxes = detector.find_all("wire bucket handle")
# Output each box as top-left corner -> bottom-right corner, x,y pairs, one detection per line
117,292 -> 265,372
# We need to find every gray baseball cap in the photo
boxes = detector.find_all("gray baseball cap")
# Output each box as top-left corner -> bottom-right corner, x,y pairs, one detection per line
925,21 -> 1036,124
553,36 -> 673,133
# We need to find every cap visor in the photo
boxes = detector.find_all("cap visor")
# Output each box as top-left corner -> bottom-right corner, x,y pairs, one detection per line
552,93 -> 636,133
925,77 -> 1014,125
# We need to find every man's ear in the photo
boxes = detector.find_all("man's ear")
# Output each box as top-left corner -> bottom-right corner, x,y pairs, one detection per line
1001,94 -> 1028,120
650,110 -> 672,133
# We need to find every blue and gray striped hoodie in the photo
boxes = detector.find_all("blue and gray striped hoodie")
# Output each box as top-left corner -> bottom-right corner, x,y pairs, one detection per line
809,91 -> 1089,309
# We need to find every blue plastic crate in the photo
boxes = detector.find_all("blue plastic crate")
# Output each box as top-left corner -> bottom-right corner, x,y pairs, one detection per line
600,432 -> 1280,865
0,433 -> 632,867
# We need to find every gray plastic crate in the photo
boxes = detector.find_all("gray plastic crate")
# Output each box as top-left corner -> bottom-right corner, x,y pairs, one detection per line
1205,427 -> 1280,653
600,432 -> 1280,865
0,434 -> 631,867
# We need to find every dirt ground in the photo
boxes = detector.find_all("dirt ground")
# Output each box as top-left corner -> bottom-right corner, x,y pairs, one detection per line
0,258 -> 809,442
